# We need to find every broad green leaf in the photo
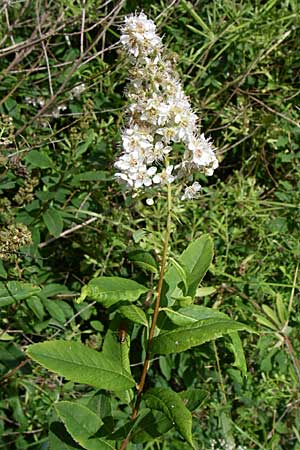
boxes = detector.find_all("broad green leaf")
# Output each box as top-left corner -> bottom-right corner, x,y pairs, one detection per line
228,332 -> 247,377
151,318 -> 252,355
163,305 -> 228,327
77,277 -> 148,307
43,208 -> 63,237
0,281 -> 40,307
27,340 -> 135,391
49,421 -> 85,449
55,402 -> 115,450
119,305 -> 148,327
127,249 -> 158,273
25,150 -> 54,168
178,388 -> 207,411
163,235 -> 214,306
143,388 -> 194,448
132,410 -> 173,444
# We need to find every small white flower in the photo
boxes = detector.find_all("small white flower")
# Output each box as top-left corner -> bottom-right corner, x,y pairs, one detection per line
153,165 -> 175,184
146,197 -> 154,205
181,182 -> 202,200
115,12 -> 218,199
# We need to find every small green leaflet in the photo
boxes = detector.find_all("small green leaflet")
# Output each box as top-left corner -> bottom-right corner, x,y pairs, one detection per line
27,340 -> 135,391
77,277 -> 148,307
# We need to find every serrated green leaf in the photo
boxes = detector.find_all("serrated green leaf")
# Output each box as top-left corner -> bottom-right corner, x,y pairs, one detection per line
118,305 -> 148,327
25,150 -> 54,168
48,421 -> 82,449
163,235 -> 214,306
132,410 -> 173,444
228,332 -> 247,377
163,305 -> 228,326
143,388 -> 194,448
151,318 -> 253,355
77,277 -> 148,307
55,402 -> 115,450
178,388 -> 207,411
43,208 -> 63,237
27,340 -> 135,391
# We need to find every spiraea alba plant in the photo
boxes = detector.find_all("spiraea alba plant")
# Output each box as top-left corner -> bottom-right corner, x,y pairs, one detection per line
27,13 -> 250,449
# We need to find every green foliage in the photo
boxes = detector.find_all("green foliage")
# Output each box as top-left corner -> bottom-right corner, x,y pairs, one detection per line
1,0 -> 300,449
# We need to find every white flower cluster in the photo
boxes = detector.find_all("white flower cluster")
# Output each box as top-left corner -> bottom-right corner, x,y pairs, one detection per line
115,12 -> 218,201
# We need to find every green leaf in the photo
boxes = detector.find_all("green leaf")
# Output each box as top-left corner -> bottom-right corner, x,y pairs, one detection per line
196,286 -> 217,297
26,296 -> 45,321
163,235 -> 214,306
25,150 -> 54,168
77,277 -> 148,307
72,171 -> 109,184
163,305 -> 228,327
55,402 -> 115,450
27,340 -> 135,391
127,249 -> 158,273
0,281 -> 40,307
48,421 -> 82,449
276,293 -> 287,324
228,332 -> 247,377
118,305 -> 148,327
178,388 -> 207,411
151,318 -> 253,355
262,304 -> 281,328
42,297 -> 66,322
143,388 -> 194,448
255,314 -> 278,331
43,208 -> 63,237
132,410 -> 173,444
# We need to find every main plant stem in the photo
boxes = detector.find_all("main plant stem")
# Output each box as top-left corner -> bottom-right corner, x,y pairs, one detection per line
119,185 -> 172,450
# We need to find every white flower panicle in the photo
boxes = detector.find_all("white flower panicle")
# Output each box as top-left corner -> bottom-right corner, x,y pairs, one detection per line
115,12 -> 218,201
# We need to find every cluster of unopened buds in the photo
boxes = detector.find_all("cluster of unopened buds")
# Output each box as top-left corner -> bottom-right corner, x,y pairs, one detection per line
115,12 -> 218,202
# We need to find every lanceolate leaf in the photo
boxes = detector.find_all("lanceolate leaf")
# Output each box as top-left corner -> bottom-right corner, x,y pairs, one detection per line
151,319 -> 253,355
143,388 -> 194,448
77,277 -> 148,307
228,332 -> 247,377
27,341 -> 135,391
55,402 -> 115,450
162,235 -> 213,306
163,304 -> 228,327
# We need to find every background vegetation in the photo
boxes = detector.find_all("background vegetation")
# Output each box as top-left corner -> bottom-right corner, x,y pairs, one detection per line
1,0 -> 300,448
